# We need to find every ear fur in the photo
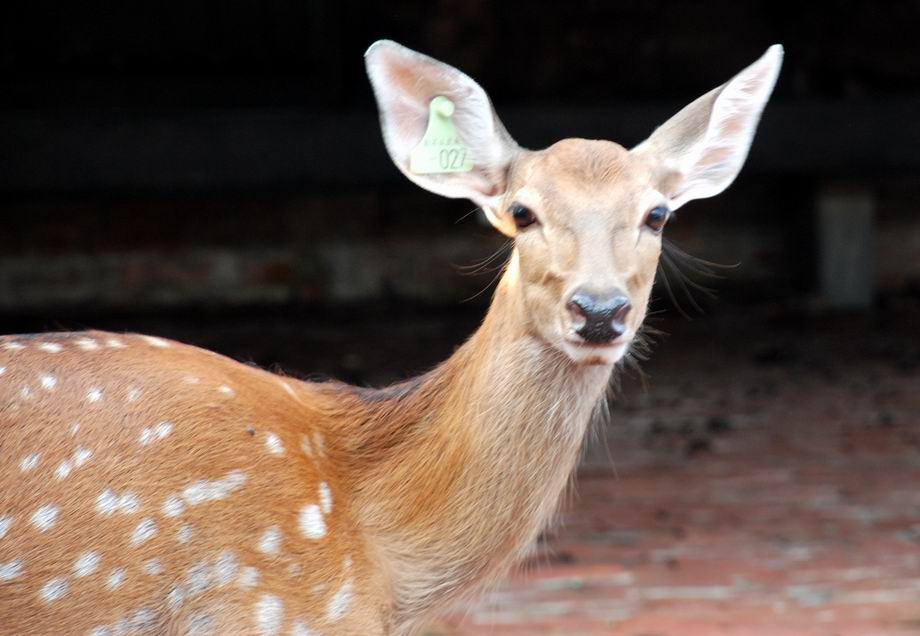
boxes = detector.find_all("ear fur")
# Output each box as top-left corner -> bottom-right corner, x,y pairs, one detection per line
365,40 -> 519,219
633,45 -> 783,209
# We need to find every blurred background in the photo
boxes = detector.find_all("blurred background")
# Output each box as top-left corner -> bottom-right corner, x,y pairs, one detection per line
1,2 -> 919,634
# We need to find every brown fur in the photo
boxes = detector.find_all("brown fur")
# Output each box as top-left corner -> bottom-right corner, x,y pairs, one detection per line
0,333 -> 386,634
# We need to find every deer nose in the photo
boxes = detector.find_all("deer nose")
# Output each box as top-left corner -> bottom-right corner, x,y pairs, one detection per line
566,289 -> 632,345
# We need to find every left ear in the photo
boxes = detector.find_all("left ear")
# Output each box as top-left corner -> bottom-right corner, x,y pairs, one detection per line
365,40 -> 519,216
632,45 -> 783,210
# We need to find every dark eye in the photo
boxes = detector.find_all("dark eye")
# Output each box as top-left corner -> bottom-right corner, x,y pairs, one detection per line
509,202 -> 538,229
644,205 -> 670,233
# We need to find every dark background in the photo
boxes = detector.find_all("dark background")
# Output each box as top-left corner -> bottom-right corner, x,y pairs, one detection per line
0,1 -> 917,384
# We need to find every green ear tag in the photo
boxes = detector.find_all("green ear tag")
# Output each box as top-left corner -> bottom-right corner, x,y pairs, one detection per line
409,96 -> 474,174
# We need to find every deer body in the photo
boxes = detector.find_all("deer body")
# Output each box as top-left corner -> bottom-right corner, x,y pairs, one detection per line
0,41 -> 782,635
0,332 -> 385,634
0,292 -> 606,635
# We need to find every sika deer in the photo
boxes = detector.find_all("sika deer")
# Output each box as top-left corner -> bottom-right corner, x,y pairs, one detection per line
0,41 -> 782,635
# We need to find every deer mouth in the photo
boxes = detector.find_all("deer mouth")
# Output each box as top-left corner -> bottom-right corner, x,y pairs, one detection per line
560,335 -> 630,366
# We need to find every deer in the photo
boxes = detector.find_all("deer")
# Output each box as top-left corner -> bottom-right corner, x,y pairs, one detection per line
0,40 -> 782,635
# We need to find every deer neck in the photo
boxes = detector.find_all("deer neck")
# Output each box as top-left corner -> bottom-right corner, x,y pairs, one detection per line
344,262 -> 614,625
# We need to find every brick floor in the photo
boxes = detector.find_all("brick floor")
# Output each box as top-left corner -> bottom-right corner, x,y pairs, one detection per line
431,306 -> 920,635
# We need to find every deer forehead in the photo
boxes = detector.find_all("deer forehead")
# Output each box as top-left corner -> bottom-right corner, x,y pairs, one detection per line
511,139 -> 655,223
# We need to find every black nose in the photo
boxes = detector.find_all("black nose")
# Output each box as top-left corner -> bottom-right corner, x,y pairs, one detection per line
566,289 -> 632,344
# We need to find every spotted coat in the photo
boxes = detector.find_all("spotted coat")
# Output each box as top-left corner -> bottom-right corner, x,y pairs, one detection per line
0,331 -> 380,635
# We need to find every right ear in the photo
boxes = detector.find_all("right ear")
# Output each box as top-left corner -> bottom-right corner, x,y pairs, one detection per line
365,40 -> 519,230
632,45 -> 783,210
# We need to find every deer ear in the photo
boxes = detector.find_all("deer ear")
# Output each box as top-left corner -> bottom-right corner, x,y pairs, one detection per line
633,45 -> 783,210
365,40 -> 519,214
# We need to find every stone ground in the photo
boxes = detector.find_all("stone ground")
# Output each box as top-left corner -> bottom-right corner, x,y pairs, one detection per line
428,302 -> 920,636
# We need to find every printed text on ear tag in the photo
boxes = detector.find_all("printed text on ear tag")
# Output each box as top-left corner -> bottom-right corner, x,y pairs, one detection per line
409,96 -> 475,174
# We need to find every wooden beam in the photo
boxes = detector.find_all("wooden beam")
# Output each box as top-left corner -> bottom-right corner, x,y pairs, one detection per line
817,184 -> 876,309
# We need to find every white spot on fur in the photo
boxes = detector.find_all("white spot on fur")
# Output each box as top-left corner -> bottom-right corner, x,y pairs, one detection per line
0,516 -> 12,539
0,366 -> 5,375
40,578 -> 68,602
129,608 -> 156,631
70,422 -> 80,435
300,434 -> 313,457
54,460 -> 73,480
31,504 -> 58,531
255,594 -> 284,635
96,490 -> 118,515
20,453 -> 39,472
107,567 -> 126,589
265,432 -> 284,455
73,447 -> 92,467
186,612 -> 214,634
19,386 -> 32,400
106,337 -> 126,349
257,526 -> 282,555
290,621 -> 318,636
214,551 -> 238,586
86,388 -> 103,403
313,431 -> 325,457
186,561 -> 211,597
74,551 -> 100,577
162,495 -> 184,518
38,342 -> 62,353
183,375 -> 200,385
126,387 -> 141,402
96,490 -> 139,516
0,560 -> 22,581
217,384 -> 235,397
239,566 -> 259,589
178,552 -> 236,598
143,336 -> 170,348
75,337 -> 99,351
131,519 -> 157,545
3,341 -> 24,351
318,482 -> 333,515
281,380 -> 303,404
167,585 -> 185,610
298,504 -> 325,539
119,492 -> 140,514
177,524 -> 193,544
326,579 -> 353,621
143,558 -> 163,575
182,470 -> 247,506
139,421 -> 172,446
40,374 -> 57,390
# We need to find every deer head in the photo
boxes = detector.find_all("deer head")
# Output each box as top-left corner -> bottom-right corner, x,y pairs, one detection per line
366,41 -> 782,366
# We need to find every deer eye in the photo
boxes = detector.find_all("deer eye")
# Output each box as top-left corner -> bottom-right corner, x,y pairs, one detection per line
644,205 -> 670,233
509,202 -> 538,229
